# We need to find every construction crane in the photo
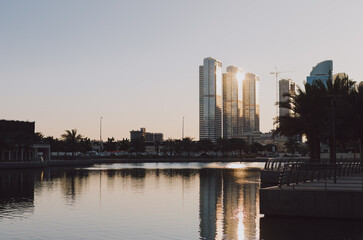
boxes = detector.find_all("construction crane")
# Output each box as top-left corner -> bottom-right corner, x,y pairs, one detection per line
270,67 -> 293,130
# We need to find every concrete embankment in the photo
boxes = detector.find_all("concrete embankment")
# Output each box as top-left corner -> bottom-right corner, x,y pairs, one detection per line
0,157 -> 267,169
260,174 -> 363,219
260,170 -> 281,186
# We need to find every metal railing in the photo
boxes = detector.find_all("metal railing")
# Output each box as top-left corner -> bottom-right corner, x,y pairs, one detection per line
278,160 -> 362,190
264,158 -> 308,171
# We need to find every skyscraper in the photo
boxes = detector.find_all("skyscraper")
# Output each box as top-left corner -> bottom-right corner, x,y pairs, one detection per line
243,73 -> 260,133
279,79 -> 295,117
199,57 -> 223,141
307,60 -> 333,85
223,66 -> 243,139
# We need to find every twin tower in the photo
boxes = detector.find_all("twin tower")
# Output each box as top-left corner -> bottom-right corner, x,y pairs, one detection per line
199,57 -> 260,141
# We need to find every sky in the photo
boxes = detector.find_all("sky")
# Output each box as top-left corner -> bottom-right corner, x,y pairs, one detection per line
1,0 -> 363,140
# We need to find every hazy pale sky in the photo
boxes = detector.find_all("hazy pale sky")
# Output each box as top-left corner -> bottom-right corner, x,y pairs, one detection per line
1,0 -> 362,140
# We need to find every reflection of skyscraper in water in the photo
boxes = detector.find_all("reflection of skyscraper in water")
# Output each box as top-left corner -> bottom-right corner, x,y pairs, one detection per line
199,169 -> 259,240
199,169 -> 222,240
240,174 -> 259,239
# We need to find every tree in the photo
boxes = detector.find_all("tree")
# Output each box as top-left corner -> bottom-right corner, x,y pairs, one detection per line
61,129 -> 83,156
250,142 -> 264,154
317,76 -> 355,162
235,138 -> 247,157
131,137 -> 145,155
284,137 -> 300,154
43,136 -> 66,153
348,82 -> 363,164
197,139 -> 214,155
119,138 -> 130,154
216,138 -> 229,156
79,137 -> 92,153
276,81 -> 328,160
174,139 -> 183,156
164,139 -> 175,157
104,137 -> 117,151
34,132 -> 44,142
276,77 -> 360,162
264,143 -> 277,153
181,137 -> 194,157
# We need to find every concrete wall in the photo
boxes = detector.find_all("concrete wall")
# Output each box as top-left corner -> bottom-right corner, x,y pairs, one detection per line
260,187 -> 363,219
260,170 -> 280,185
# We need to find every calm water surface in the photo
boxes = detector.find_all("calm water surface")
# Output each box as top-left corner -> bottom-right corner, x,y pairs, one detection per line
0,162 -> 362,240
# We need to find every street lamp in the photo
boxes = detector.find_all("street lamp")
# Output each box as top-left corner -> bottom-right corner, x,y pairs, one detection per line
100,117 -> 103,153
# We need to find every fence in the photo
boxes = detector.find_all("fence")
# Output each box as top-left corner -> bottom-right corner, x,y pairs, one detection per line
278,160 -> 362,190
264,158 -> 308,171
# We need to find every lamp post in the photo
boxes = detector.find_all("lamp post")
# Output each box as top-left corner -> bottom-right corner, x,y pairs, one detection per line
182,116 -> 184,139
100,117 -> 103,153
331,99 -> 337,183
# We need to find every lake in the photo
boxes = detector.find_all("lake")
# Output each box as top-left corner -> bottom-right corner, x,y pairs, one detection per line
0,162 -> 362,240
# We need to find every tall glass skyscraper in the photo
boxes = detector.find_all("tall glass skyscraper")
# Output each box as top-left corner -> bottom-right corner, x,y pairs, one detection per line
223,66 -> 243,139
243,73 -> 260,133
199,57 -> 223,141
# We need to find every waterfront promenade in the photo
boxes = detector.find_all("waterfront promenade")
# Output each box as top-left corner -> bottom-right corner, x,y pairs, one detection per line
260,173 -> 363,219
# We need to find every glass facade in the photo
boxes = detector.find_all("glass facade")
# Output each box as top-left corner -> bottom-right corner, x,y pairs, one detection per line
199,57 -> 223,141
306,60 -> 333,85
243,73 -> 260,133
223,66 -> 243,138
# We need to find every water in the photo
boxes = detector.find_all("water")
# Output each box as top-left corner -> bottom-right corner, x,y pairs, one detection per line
0,162 -> 362,240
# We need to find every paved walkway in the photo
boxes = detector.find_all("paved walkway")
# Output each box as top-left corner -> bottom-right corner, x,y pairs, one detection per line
275,173 -> 363,192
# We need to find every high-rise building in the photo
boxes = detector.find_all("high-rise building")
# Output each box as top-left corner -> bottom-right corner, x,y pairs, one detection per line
279,79 -> 295,117
199,57 -> 223,141
243,73 -> 260,133
307,60 -> 333,85
223,66 -> 243,139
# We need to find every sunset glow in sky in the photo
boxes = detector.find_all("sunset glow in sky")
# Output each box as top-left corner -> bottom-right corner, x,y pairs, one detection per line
1,0 -> 362,140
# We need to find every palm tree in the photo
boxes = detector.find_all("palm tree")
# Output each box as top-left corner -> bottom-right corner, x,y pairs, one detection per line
348,82 -> 363,164
79,137 -> 92,153
34,132 -> 44,142
284,137 -> 300,154
103,137 -> 118,152
119,138 -> 130,155
61,129 -> 83,156
181,137 -> 194,157
277,77 -> 359,162
276,81 -> 327,161
316,76 -> 355,162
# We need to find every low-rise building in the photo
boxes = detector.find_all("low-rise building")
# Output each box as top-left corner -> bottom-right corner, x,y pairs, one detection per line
0,120 -> 50,162
130,128 -> 163,143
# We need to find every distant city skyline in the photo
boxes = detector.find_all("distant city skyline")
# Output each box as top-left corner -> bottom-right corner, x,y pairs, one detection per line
1,1 -> 363,140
